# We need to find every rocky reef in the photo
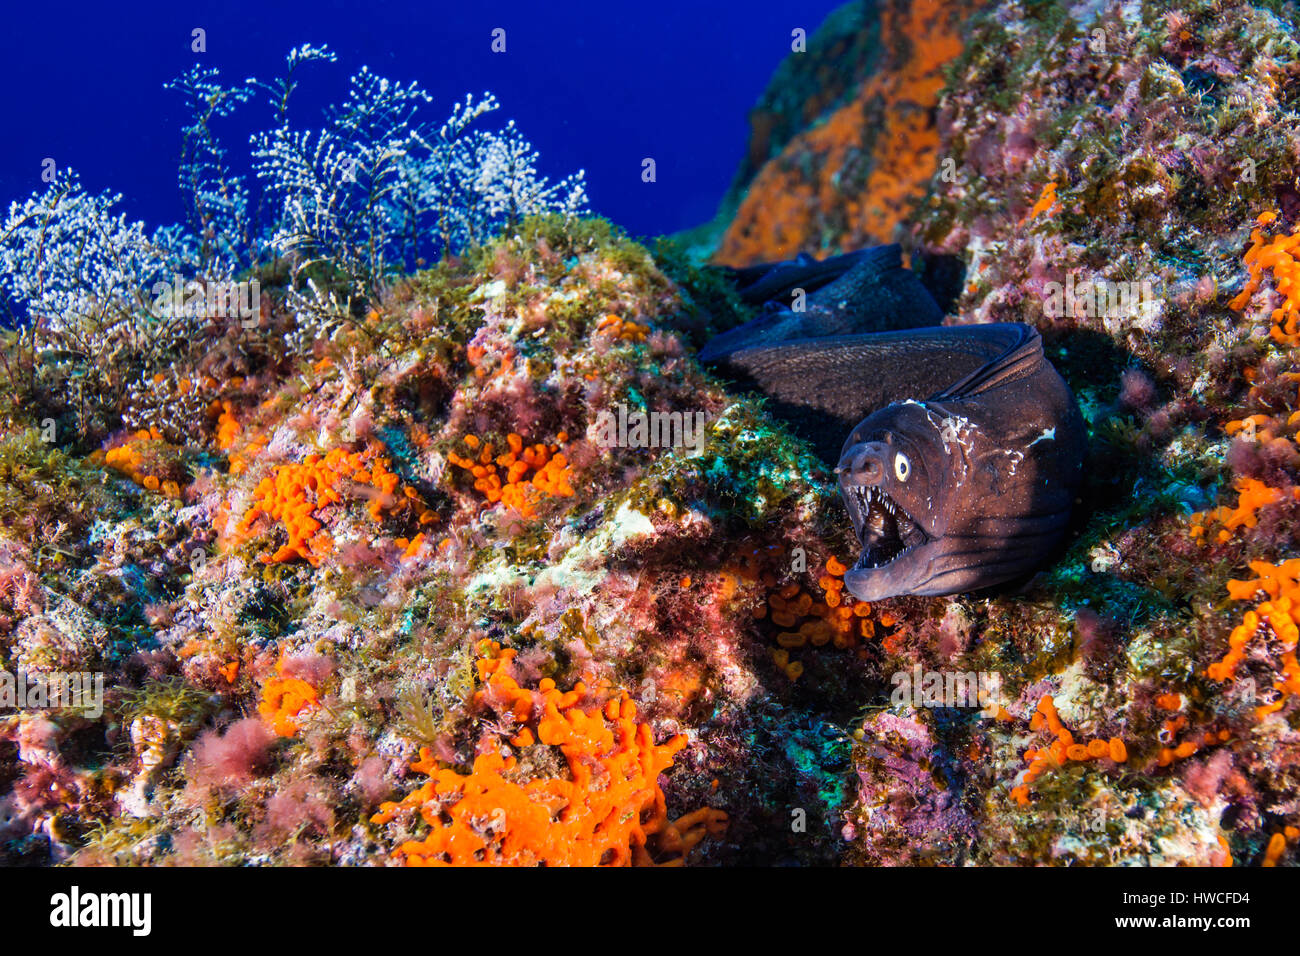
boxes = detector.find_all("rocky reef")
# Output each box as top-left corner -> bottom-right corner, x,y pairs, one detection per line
0,214 -> 872,865
723,0 -> 1300,866
4,0 -> 1300,868
713,0 -> 981,266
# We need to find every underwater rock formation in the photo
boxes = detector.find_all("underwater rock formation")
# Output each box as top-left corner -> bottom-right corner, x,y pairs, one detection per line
831,0 -> 1300,866
0,211 -> 871,866
714,0 -> 982,266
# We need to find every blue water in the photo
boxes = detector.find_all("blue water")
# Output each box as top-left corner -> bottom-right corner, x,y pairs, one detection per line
0,0 -> 842,241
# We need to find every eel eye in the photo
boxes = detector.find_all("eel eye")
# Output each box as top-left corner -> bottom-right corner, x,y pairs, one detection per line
894,452 -> 911,482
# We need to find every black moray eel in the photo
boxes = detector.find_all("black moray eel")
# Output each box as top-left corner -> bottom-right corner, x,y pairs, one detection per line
702,245 -> 1086,601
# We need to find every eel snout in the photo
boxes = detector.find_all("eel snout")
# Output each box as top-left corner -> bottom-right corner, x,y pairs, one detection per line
836,441 -> 928,573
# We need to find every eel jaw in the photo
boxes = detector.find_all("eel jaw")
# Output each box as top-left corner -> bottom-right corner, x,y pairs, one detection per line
839,483 -> 929,573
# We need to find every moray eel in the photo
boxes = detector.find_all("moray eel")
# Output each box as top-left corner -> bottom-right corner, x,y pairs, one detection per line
703,245 -> 1086,601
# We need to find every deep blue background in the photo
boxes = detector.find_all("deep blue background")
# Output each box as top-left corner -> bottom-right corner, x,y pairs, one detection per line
0,0 -> 843,242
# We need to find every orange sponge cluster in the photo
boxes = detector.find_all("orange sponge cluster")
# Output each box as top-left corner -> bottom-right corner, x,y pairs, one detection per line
214,401 -> 243,451
446,432 -> 574,518
595,313 -> 649,343
1190,477 -> 1290,545
237,446 -> 432,565
98,429 -> 183,498
1207,559 -> 1300,720
1263,827 -> 1299,866
258,659 -> 321,738
1229,211 -> 1300,346
210,400 -> 267,476
1024,181 -> 1060,223
1010,695 -> 1127,806
371,645 -> 726,866
1148,693 -> 1233,766
466,343 -> 517,380
1224,412 -> 1296,445
1155,724 -> 1231,767
755,557 -> 880,680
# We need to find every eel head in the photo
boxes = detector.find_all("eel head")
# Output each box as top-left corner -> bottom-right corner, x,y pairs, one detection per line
836,393 -> 1081,601
836,406 -> 944,601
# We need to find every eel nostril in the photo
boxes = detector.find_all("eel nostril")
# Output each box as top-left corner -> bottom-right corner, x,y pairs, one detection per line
839,446 -> 884,483
851,451 -> 882,482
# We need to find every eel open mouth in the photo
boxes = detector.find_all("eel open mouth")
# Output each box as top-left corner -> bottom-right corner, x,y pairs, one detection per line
841,484 -> 928,571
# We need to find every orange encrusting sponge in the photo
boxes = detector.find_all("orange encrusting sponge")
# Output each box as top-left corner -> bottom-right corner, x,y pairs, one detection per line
214,402 -> 242,451
1263,827 -> 1299,866
1024,181 -> 1059,223
1207,559 -> 1300,721
1154,724 -> 1231,767
258,658 -> 321,738
761,556 -> 879,680
235,446 -> 433,565
371,645 -> 727,866
1189,477 -> 1290,545
595,313 -> 650,342
1229,211 -> 1300,346
1009,695 -> 1126,806
447,432 -> 574,518
1189,215 -> 1300,545
211,401 -> 268,475
98,429 -> 184,498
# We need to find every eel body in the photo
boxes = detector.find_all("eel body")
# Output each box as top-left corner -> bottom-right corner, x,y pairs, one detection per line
703,245 -> 1086,601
